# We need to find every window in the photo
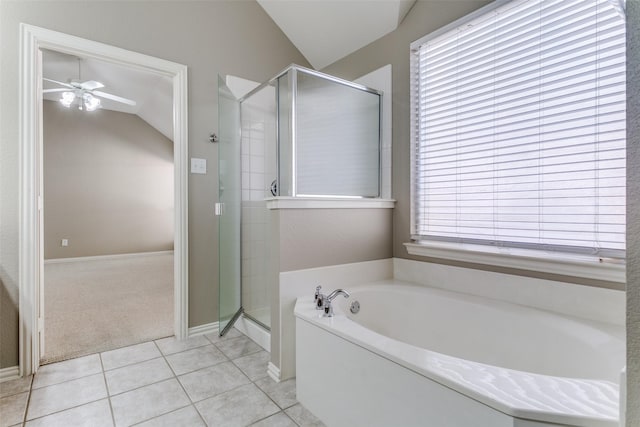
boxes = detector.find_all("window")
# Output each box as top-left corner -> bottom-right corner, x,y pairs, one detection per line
410,0 -> 626,264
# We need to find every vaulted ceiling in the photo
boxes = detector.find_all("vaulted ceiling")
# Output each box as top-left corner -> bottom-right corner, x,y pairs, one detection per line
257,0 -> 417,69
41,0 -> 418,138
42,49 -> 173,140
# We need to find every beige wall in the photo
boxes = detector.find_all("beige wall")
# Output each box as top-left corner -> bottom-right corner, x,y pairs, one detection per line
269,207 -> 393,374
278,209 -> 393,272
43,100 -> 174,259
626,1 -> 639,425
0,0 -> 309,368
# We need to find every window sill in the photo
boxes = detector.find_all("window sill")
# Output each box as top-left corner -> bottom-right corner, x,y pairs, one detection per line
266,197 -> 395,210
404,241 -> 625,283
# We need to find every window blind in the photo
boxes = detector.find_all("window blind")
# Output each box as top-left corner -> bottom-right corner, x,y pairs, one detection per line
410,0 -> 626,258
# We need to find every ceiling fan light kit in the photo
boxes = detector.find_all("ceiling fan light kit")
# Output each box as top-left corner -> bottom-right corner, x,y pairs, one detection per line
44,58 -> 136,113
83,93 -> 101,111
59,90 -> 101,111
60,91 -> 75,108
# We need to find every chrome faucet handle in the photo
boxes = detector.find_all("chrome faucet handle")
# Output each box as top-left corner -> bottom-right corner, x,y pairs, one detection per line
314,286 -> 325,310
323,303 -> 334,317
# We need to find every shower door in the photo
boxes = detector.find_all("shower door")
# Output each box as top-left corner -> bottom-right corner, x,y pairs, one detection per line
218,76 -> 242,336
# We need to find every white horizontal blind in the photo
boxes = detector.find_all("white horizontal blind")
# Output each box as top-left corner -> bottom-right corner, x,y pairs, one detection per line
411,0 -> 626,257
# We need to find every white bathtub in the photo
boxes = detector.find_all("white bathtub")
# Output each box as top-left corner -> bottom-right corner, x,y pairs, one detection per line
295,280 -> 624,427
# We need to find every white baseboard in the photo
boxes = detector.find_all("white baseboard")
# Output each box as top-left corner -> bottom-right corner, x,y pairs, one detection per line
267,362 -> 281,383
188,321 -> 219,337
0,366 -> 20,383
44,250 -> 174,264
234,315 -> 270,352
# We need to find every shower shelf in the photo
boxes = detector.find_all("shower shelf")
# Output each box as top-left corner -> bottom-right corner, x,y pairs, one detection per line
265,197 -> 395,210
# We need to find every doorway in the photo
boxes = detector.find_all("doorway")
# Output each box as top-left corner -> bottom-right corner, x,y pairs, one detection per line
41,49 -> 176,362
19,25 -> 189,375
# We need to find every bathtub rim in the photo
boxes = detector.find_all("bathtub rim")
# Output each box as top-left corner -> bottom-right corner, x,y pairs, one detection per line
332,280 -> 625,379
294,282 -> 620,427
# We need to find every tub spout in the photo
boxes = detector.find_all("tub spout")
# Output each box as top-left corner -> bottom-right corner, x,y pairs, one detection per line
323,289 -> 350,317
326,289 -> 350,301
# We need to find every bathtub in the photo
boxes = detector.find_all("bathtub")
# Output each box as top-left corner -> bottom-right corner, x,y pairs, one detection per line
294,280 -> 624,427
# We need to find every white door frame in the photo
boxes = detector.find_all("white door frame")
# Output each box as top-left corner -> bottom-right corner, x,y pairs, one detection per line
18,24 -> 189,376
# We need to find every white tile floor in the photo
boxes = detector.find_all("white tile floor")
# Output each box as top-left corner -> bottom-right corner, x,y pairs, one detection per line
0,329 -> 324,427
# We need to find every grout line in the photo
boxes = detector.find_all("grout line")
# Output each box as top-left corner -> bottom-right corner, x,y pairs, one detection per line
107,375 -> 178,399
29,369 -> 105,392
101,343 -> 166,373
20,330 -> 276,427
254,381 -> 289,412
155,342 -> 211,357
0,377 -> 32,399
106,375 -> 189,425
98,344 -> 178,398
212,335 -> 263,360
158,339 -> 191,399
30,365 -> 103,390
22,397 -> 109,425
282,402 -> 298,410
153,340 -> 209,427
286,411 -> 303,427
171,360 -> 230,378
157,330 -> 267,409
102,355 -> 167,379
127,403 -> 194,426
99,353 -> 117,427
20,374 -> 35,425
247,410 -> 287,426
181,375 -> 251,406
202,332 -> 218,345
248,382 -> 291,425
285,407 -> 304,427
241,348 -> 299,423
128,341 -> 178,386
192,403 -> 209,427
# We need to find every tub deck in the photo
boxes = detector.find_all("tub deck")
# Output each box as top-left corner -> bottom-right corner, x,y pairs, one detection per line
295,287 -> 620,427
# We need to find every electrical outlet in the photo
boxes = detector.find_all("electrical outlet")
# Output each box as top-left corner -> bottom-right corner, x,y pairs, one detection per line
61,239 -> 69,247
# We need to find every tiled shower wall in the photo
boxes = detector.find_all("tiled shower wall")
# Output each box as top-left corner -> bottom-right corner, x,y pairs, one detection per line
240,89 -> 276,327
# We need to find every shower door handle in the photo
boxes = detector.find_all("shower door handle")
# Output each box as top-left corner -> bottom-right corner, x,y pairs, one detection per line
215,203 -> 224,216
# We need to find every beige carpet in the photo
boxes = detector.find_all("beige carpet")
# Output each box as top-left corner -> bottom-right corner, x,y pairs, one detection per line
42,253 -> 174,364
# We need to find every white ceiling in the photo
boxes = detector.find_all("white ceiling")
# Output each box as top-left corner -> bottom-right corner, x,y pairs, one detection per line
257,0 -> 417,69
42,50 -> 173,140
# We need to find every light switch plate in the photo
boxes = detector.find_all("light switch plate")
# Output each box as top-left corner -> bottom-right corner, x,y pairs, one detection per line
191,158 -> 207,174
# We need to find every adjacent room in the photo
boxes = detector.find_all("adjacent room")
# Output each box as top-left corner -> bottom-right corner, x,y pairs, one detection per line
41,50 -> 175,363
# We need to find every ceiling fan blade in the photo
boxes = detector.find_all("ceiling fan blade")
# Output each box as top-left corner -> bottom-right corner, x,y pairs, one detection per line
93,90 -> 137,106
43,78 -> 73,89
80,80 -> 105,91
43,88 -> 69,93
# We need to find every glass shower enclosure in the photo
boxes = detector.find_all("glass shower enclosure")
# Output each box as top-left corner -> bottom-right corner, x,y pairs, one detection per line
218,76 -> 242,335
218,65 -> 382,335
276,67 -> 381,198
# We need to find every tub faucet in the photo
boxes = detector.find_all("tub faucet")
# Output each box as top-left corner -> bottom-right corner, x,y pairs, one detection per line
323,289 -> 350,317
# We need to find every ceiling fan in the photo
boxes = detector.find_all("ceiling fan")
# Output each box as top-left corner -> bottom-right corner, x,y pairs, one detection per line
43,60 -> 137,112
